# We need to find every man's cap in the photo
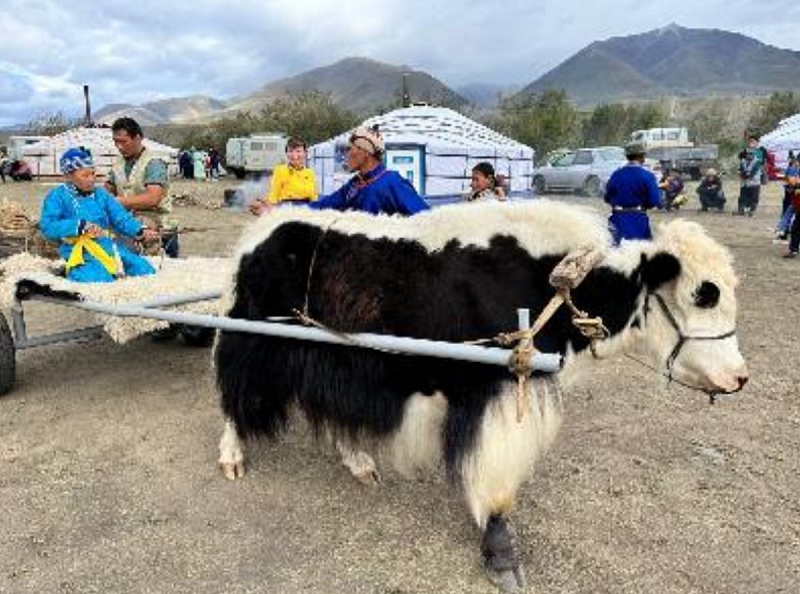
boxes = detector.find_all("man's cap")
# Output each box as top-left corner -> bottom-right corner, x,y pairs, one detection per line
349,126 -> 384,156
624,142 -> 647,158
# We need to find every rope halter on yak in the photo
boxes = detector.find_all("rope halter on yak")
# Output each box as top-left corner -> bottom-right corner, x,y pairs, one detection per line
642,290 -> 737,403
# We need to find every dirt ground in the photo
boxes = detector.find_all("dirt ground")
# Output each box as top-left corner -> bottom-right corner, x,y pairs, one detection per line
0,177 -> 798,594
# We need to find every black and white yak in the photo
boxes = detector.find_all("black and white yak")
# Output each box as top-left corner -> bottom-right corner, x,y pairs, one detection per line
214,200 -> 747,591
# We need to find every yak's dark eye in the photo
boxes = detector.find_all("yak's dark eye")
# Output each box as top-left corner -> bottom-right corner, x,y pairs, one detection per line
693,281 -> 720,308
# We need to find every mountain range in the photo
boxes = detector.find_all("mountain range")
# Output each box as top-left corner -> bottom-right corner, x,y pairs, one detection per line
93,57 -> 469,125
518,24 -> 800,106
93,25 -> 800,125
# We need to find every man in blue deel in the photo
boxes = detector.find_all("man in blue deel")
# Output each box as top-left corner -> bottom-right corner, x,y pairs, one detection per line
309,126 -> 429,216
604,143 -> 662,244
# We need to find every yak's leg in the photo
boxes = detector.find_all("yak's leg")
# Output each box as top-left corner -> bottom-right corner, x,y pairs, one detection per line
389,392 -> 447,479
481,514 -> 527,592
461,381 -> 563,592
218,418 -> 245,480
335,438 -> 381,486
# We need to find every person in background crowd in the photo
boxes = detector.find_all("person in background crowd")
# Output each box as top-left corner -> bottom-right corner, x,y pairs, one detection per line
203,151 -> 213,181
250,137 -> 318,215
735,135 -> 765,216
494,173 -> 508,200
178,150 -> 193,179
604,143 -> 663,244
775,156 -> 799,239
783,177 -> 800,258
40,148 -> 159,282
192,149 -> 205,181
696,167 -> 725,212
464,162 -> 507,202
658,168 -> 685,210
308,126 -> 429,216
209,147 -> 221,179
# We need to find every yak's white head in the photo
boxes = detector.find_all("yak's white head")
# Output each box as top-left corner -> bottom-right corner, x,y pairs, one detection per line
624,219 -> 748,395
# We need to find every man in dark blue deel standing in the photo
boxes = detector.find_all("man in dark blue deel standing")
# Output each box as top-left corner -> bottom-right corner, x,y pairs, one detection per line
604,143 -> 662,244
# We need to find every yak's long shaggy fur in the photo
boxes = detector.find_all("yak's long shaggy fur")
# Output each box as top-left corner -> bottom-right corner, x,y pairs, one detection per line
216,201 -> 647,474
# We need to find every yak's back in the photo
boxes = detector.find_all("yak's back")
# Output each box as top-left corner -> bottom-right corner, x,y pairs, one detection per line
235,200 -> 612,262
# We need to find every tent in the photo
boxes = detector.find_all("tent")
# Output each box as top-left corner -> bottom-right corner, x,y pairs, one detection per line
761,114 -> 800,171
308,105 -> 535,202
20,126 -> 179,178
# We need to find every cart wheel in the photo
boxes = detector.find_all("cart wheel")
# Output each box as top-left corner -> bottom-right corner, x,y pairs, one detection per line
0,312 -> 16,396
180,325 -> 215,348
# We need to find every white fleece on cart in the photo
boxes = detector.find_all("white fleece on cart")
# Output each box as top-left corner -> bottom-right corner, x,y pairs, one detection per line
0,253 -> 232,343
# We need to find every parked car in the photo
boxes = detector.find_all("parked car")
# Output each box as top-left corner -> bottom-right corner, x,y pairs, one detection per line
532,146 -> 628,197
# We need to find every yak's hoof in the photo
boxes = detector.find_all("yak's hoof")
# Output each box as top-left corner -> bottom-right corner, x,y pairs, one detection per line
485,564 -> 528,593
219,458 -> 245,480
354,467 -> 382,486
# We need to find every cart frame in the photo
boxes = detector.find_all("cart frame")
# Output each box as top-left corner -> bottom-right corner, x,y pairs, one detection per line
0,288 -> 562,396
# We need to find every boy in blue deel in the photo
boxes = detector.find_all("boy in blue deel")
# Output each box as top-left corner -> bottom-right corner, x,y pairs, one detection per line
40,148 -> 160,282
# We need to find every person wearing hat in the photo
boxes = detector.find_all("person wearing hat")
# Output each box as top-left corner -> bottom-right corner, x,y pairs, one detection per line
39,148 -> 160,283
308,126 -> 429,216
696,167 -> 725,212
603,143 -> 662,244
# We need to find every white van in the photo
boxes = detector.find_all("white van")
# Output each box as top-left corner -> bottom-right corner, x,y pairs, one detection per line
7,135 -> 50,160
225,134 -> 288,179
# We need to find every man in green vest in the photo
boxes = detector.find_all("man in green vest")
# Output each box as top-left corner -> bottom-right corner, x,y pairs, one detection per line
105,117 -> 178,256
106,117 -> 214,344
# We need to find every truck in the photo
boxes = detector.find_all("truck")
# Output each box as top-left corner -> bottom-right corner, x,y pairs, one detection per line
224,133 -> 288,179
629,127 -> 718,180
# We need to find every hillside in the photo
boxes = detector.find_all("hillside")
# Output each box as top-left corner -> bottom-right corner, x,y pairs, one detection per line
223,57 -> 467,115
94,96 -> 226,125
455,82 -> 520,109
92,57 -> 467,124
518,24 -> 800,106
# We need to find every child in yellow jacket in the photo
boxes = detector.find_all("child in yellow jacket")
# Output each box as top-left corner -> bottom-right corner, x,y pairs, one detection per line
250,137 -> 317,215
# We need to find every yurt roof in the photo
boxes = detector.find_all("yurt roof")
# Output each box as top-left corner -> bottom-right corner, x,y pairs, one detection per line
318,105 -> 533,154
21,126 -> 178,157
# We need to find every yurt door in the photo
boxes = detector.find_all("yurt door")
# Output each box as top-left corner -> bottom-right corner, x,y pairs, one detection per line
385,145 -> 425,195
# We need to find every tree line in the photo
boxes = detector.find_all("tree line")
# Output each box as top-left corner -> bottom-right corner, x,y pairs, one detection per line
22,90 -> 800,165
487,90 -> 800,161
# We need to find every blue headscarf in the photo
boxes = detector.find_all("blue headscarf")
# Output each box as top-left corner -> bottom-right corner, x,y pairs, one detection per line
60,147 -> 94,174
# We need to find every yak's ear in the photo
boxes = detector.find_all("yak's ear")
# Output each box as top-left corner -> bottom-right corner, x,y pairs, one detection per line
640,252 -> 681,291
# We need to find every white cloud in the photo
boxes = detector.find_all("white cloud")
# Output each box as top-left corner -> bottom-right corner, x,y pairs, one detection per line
1,0 -> 799,126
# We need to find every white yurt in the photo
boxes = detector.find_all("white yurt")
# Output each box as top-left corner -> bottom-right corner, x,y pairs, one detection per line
20,126 -> 179,178
761,114 -> 800,170
309,105 -> 535,202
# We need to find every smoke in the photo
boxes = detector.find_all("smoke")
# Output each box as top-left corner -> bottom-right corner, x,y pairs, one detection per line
223,174 -> 271,209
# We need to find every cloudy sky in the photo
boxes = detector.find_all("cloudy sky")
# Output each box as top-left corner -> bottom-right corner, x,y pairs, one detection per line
1,0 -> 798,127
